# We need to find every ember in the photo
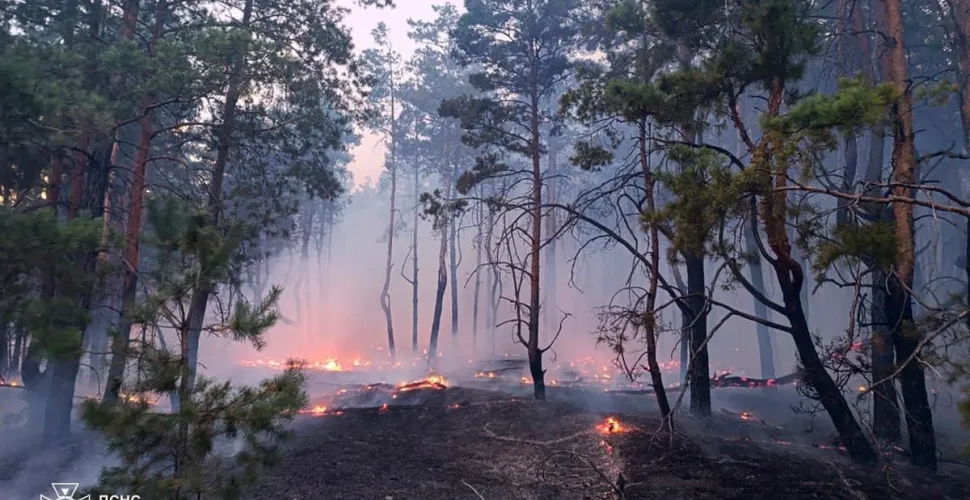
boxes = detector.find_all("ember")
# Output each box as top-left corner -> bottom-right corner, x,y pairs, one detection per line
740,411 -> 755,421
397,375 -> 448,392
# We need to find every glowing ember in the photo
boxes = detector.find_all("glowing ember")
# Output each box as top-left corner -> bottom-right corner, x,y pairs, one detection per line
378,403 -> 389,413
474,371 -> 498,379
397,375 -> 448,392
857,385 -> 867,392
597,417 -> 624,434
740,411 -> 755,421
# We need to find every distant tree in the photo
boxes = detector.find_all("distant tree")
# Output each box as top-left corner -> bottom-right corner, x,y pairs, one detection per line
441,0 -> 581,399
363,22 -> 404,358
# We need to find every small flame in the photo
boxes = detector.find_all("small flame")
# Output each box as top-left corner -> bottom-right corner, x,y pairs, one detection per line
597,417 -> 624,434
857,385 -> 867,393
379,403 -> 389,413
740,411 -> 755,421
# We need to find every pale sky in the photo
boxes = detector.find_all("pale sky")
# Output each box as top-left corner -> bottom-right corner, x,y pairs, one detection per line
340,0 -> 459,189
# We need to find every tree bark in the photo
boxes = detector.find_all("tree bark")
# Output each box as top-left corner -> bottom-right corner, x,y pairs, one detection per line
881,0 -> 937,470
102,0 -> 166,406
177,0 -> 254,410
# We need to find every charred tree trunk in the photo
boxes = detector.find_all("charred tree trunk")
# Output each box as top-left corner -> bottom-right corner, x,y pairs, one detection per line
882,0 -> 937,470
685,254 -> 710,416
527,66 -> 545,401
428,215 -> 449,365
757,78 -> 877,464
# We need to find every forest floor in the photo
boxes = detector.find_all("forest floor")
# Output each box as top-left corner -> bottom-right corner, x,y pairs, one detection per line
243,385 -> 970,500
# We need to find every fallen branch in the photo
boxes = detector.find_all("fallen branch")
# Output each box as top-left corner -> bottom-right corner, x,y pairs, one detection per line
460,478 -> 486,500
482,422 -> 592,446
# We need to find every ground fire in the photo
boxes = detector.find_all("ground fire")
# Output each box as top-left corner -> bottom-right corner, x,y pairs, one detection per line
597,417 -> 625,435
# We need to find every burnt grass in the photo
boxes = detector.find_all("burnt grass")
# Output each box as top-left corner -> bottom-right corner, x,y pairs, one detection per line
244,386 -> 970,500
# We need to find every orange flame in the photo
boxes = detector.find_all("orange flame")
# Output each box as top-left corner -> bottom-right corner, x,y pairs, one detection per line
597,417 -> 624,434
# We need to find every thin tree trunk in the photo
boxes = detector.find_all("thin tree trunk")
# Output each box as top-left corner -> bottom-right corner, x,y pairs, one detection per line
669,264 -> 689,384
737,100 -> 775,380
412,161 -> 420,353
882,0 -> 937,470
544,146 -> 559,337
177,0 -> 254,410
380,74 -> 398,358
449,182 -> 459,340
428,175 -> 451,365
527,68 -> 545,401
639,123 -> 672,422
472,194 -> 483,346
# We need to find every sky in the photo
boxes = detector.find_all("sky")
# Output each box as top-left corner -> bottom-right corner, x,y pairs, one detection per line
339,0 -> 458,190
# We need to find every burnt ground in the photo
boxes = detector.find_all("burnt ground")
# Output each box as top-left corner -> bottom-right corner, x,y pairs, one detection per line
243,386 -> 970,500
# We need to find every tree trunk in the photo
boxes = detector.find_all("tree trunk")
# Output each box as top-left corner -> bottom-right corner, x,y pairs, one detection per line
449,184 -> 459,340
639,123 -> 672,422
882,0 -> 937,470
485,181 -> 499,355
737,99 -> 775,379
472,195 -> 483,347
412,161 -> 420,353
863,0 -> 901,441
102,1 -> 166,405
950,0 -> 970,336
527,71 -> 545,401
544,146 -> 559,337
428,218 -> 449,365
177,0 -> 254,410
685,254 -> 710,416
757,77 -> 877,464
786,289 -> 878,463
670,264 -> 689,384
380,76 -> 398,358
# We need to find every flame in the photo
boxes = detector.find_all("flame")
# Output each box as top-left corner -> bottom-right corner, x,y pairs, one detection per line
378,403 -> 389,413
739,411 -> 755,421
597,417 -> 624,434
397,374 -> 448,392
857,385 -> 867,392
